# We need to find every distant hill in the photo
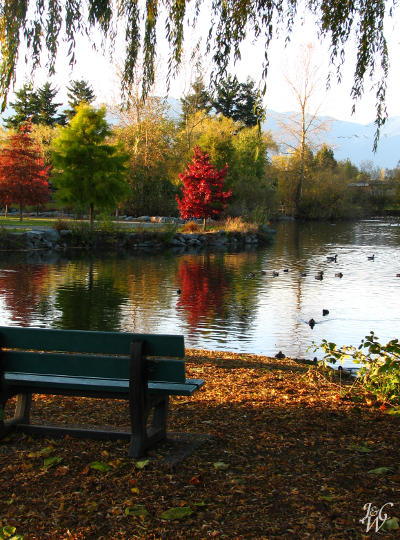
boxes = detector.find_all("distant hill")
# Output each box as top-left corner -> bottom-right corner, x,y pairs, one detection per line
264,111 -> 400,170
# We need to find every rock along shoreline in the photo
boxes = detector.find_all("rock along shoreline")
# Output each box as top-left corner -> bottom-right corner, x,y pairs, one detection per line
0,226 -> 275,255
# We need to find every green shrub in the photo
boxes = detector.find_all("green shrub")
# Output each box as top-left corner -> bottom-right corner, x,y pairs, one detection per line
313,332 -> 400,404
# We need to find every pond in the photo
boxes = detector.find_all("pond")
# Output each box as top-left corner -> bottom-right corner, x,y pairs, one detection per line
0,218 -> 399,366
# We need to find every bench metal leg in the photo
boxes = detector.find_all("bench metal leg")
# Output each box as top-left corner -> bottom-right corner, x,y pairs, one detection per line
150,395 -> 168,438
129,395 -> 169,458
14,393 -> 32,424
128,340 -> 170,458
0,393 -> 32,440
0,400 -> 5,439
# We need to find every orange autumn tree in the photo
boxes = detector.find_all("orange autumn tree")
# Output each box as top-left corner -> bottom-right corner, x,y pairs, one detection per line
0,122 -> 51,220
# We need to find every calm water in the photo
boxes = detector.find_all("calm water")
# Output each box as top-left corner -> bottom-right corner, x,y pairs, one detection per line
1,218 -> 399,365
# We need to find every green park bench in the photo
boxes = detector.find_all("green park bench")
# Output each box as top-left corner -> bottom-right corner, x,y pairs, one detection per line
0,326 -> 204,458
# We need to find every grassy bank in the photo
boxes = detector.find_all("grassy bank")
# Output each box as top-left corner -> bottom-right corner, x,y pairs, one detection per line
1,350 -> 399,539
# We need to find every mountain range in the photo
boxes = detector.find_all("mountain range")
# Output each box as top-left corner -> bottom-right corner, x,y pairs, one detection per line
264,110 -> 400,170
166,97 -> 399,170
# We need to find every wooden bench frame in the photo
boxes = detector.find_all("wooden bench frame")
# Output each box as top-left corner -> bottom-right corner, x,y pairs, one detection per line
0,327 -> 204,458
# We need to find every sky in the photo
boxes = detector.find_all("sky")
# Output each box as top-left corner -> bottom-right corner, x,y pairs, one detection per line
10,4 -> 400,126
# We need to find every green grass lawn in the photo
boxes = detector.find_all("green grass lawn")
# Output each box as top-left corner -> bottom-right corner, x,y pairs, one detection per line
0,216 -> 65,228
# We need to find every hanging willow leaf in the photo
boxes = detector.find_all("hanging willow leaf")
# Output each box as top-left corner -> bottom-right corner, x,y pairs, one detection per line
0,0 -> 391,145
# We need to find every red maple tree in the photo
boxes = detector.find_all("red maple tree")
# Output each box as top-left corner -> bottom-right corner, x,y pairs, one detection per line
0,122 -> 51,220
176,146 -> 231,230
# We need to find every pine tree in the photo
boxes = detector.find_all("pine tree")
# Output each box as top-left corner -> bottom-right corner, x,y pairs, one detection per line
176,146 -> 231,230
51,104 -> 129,227
36,82 -> 66,126
4,82 -> 65,129
180,76 -> 212,124
0,122 -> 51,220
213,75 -> 266,127
212,75 -> 241,121
3,83 -> 40,129
65,79 -> 96,119
236,79 -> 265,127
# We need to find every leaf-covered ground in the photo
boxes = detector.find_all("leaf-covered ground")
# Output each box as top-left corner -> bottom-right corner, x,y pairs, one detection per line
1,350 -> 400,539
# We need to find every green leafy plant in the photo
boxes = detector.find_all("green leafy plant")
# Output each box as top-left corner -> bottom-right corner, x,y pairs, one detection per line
313,332 -> 400,404
0,525 -> 24,539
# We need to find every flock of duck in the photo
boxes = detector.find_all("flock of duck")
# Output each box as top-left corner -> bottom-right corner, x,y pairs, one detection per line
247,253 -> 386,333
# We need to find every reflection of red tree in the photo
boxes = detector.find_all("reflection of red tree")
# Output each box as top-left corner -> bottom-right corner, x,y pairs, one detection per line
176,258 -> 229,328
0,265 -> 48,325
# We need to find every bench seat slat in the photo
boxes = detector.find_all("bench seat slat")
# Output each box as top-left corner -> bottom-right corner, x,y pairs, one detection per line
2,351 -> 186,383
4,373 -> 203,396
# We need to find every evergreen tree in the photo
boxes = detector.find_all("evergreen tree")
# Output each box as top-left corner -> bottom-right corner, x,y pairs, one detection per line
313,144 -> 337,170
51,104 -> 129,227
3,83 -> 39,129
212,74 -> 241,121
36,82 -> 66,126
180,76 -> 212,124
65,79 -> 96,119
213,75 -> 266,127
4,82 -> 65,128
236,79 -> 265,127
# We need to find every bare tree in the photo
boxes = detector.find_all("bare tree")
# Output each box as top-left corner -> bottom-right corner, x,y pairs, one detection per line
277,43 -> 330,215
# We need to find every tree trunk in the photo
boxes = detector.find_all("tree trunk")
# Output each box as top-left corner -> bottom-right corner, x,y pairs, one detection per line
19,203 -> 23,222
203,217 -> 206,231
89,203 -> 94,230
294,114 -> 306,217
4,205 -> 7,218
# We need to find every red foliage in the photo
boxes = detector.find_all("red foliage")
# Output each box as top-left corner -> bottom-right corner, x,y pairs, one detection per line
0,264 -> 48,325
176,256 -> 229,328
0,122 -> 50,216
176,146 -> 231,222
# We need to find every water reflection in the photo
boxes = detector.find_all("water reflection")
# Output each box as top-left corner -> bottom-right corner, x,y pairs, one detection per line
0,264 -> 49,326
53,262 -> 127,331
0,218 -> 399,363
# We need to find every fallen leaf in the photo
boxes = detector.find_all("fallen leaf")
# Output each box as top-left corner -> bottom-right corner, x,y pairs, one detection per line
134,459 -> 150,470
161,506 -> 193,520
43,456 -> 63,469
125,505 -> 150,517
381,517 -> 399,531
367,467 -> 392,475
189,475 -> 201,485
213,461 -> 229,470
89,461 -> 112,473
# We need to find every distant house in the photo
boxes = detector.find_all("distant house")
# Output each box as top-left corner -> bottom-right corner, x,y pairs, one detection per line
348,182 -> 369,188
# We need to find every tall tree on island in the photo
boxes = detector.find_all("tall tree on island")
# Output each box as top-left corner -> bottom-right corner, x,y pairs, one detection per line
0,122 -> 51,220
176,146 -> 231,230
51,104 -> 129,228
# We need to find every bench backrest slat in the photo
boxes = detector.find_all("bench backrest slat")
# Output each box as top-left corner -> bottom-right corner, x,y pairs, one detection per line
0,327 -> 185,357
0,327 -> 186,384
